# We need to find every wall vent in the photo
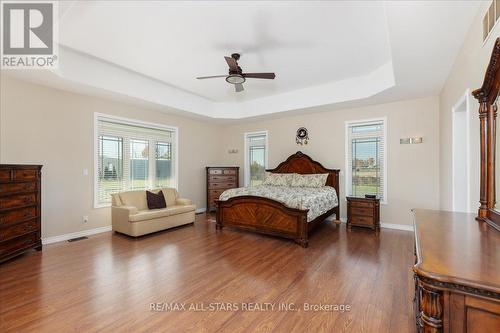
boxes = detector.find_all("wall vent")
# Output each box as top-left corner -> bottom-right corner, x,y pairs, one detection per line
483,0 -> 500,42
67,236 -> 88,242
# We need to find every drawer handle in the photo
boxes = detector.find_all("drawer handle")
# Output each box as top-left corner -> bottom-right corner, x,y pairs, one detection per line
23,238 -> 33,246
23,224 -> 35,232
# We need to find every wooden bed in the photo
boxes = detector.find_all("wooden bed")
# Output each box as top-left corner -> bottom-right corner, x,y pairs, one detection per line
215,151 -> 340,247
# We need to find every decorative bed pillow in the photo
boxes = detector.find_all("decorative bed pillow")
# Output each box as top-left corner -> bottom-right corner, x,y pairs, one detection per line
291,173 -> 329,187
262,173 -> 295,186
146,190 -> 167,209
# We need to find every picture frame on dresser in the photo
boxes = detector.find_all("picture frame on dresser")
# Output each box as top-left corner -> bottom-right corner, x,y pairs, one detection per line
0,164 -> 43,263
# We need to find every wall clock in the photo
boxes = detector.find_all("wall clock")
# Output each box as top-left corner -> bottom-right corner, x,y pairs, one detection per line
296,127 -> 309,145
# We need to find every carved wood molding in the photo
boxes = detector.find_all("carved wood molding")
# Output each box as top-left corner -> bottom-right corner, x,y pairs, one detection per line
417,275 -> 500,299
473,37 -> 500,230
419,284 -> 443,332
472,37 -> 500,104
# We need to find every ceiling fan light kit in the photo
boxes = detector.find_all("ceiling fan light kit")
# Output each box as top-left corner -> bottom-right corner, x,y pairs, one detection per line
196,53 -> 275,92
225,74 -> 246,84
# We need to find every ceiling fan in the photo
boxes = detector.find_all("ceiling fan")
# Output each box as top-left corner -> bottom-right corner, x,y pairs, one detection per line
196,53 -> 275,92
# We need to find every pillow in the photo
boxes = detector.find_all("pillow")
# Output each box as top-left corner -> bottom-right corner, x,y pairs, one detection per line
291,174 -> 329,187
262,173 -> 295,186
146,190 -> 167,209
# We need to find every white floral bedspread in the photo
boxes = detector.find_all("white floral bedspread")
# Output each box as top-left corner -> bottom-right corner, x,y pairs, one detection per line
219,185 -> 338,222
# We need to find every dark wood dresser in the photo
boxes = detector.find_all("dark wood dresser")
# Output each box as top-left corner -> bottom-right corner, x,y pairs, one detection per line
413,209 -> 500,332
346,196 -> 380,231
206,167 -> 239,213
0,165 -> 42,263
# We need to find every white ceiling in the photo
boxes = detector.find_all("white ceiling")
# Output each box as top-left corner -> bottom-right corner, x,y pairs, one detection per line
2,1 -> 482,119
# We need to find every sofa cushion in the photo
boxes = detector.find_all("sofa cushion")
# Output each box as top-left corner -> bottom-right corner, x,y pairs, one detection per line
161,188 -> 178,206
146,190 -> 167,209
129,204 -> 196,222
119,190 -> 148,211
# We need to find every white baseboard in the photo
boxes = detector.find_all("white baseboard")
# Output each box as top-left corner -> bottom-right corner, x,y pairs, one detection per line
42,226 -> 112,245
327,216 -> 413,231
195,208 -> 206,214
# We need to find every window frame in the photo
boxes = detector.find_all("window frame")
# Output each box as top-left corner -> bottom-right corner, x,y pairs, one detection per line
244,130 -> 269,187
345,117 -> 387,204
93,113 -> 179,208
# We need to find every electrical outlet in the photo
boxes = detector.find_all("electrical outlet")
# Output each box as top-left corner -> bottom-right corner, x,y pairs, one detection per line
83,215 -> 89,223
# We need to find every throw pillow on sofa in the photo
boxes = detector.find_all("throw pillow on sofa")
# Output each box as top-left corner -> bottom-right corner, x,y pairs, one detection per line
146,190 -> 167,209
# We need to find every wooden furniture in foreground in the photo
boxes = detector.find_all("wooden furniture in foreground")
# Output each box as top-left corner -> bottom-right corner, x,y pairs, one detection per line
216,151 -> 340,248
346,196 -> 380,231
411,37 -> 500,333
413,209 -> 500,333
0,164 -> 42,263
206,167 -> 239,212
472,37 -> 500,231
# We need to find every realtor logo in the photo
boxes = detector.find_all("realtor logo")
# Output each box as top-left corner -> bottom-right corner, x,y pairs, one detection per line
1,1 -> 58,68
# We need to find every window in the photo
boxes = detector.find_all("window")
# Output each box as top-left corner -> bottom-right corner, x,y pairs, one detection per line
244,131 -> 268,186
95,114 -> 177,207
345,119 -> 386,203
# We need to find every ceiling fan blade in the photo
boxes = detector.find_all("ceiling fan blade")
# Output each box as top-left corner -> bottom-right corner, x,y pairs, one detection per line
235,83 -> 244,92
196,75 -> 227,79
225,56 -> 239,71
243,73 -> 276,79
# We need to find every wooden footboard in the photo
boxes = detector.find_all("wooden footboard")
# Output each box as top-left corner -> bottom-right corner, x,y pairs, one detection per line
216,196 -> 310,247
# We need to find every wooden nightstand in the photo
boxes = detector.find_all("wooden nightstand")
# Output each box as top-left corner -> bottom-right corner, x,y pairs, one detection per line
346,196 -> 380,231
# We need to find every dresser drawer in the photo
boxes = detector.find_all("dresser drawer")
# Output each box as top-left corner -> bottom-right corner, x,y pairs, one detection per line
0,193 -> 37,210
0,169 -> 11,182
0,181 -> 37,196
223,169 -> 236,175
13,169 -> 38,181
350,215 -> 374,226
0,219 -> 38,242
208,190 -> 225,201
209,175 -> 236,182
209,189 -> 225,198
349,200 -> 374,209
208,197 -> 218,208
209,182 -> 236,190
208,169 -> 223,175
0,232 -> 38,257
0,207 -> 37,226
351,207 -> 373,217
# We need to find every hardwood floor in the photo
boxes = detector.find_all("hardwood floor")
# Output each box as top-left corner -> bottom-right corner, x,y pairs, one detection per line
0,214 -> 415,332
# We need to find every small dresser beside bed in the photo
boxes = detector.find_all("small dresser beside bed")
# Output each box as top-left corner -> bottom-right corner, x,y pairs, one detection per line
215,151 -> 340,247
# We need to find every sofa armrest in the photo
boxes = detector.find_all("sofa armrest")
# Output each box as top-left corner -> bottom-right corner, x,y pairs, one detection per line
175,198 -> 192,206
113,205 -> 138,214
112,205 -> 138,223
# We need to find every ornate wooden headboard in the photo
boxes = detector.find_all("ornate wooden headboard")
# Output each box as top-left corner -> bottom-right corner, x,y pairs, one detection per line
266,151 -> 340,194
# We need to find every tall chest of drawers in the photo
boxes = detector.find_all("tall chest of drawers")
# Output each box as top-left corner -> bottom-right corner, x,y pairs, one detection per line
0,165 -> 42,263
206,167 -> 239,213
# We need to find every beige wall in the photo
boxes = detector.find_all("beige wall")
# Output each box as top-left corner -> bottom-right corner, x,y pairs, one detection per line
218,96 -> 440,226
0,76 -> 222,238
439,2 -> 500,212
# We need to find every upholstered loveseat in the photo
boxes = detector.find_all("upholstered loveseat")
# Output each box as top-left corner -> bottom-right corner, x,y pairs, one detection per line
111,188 -> 196,237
